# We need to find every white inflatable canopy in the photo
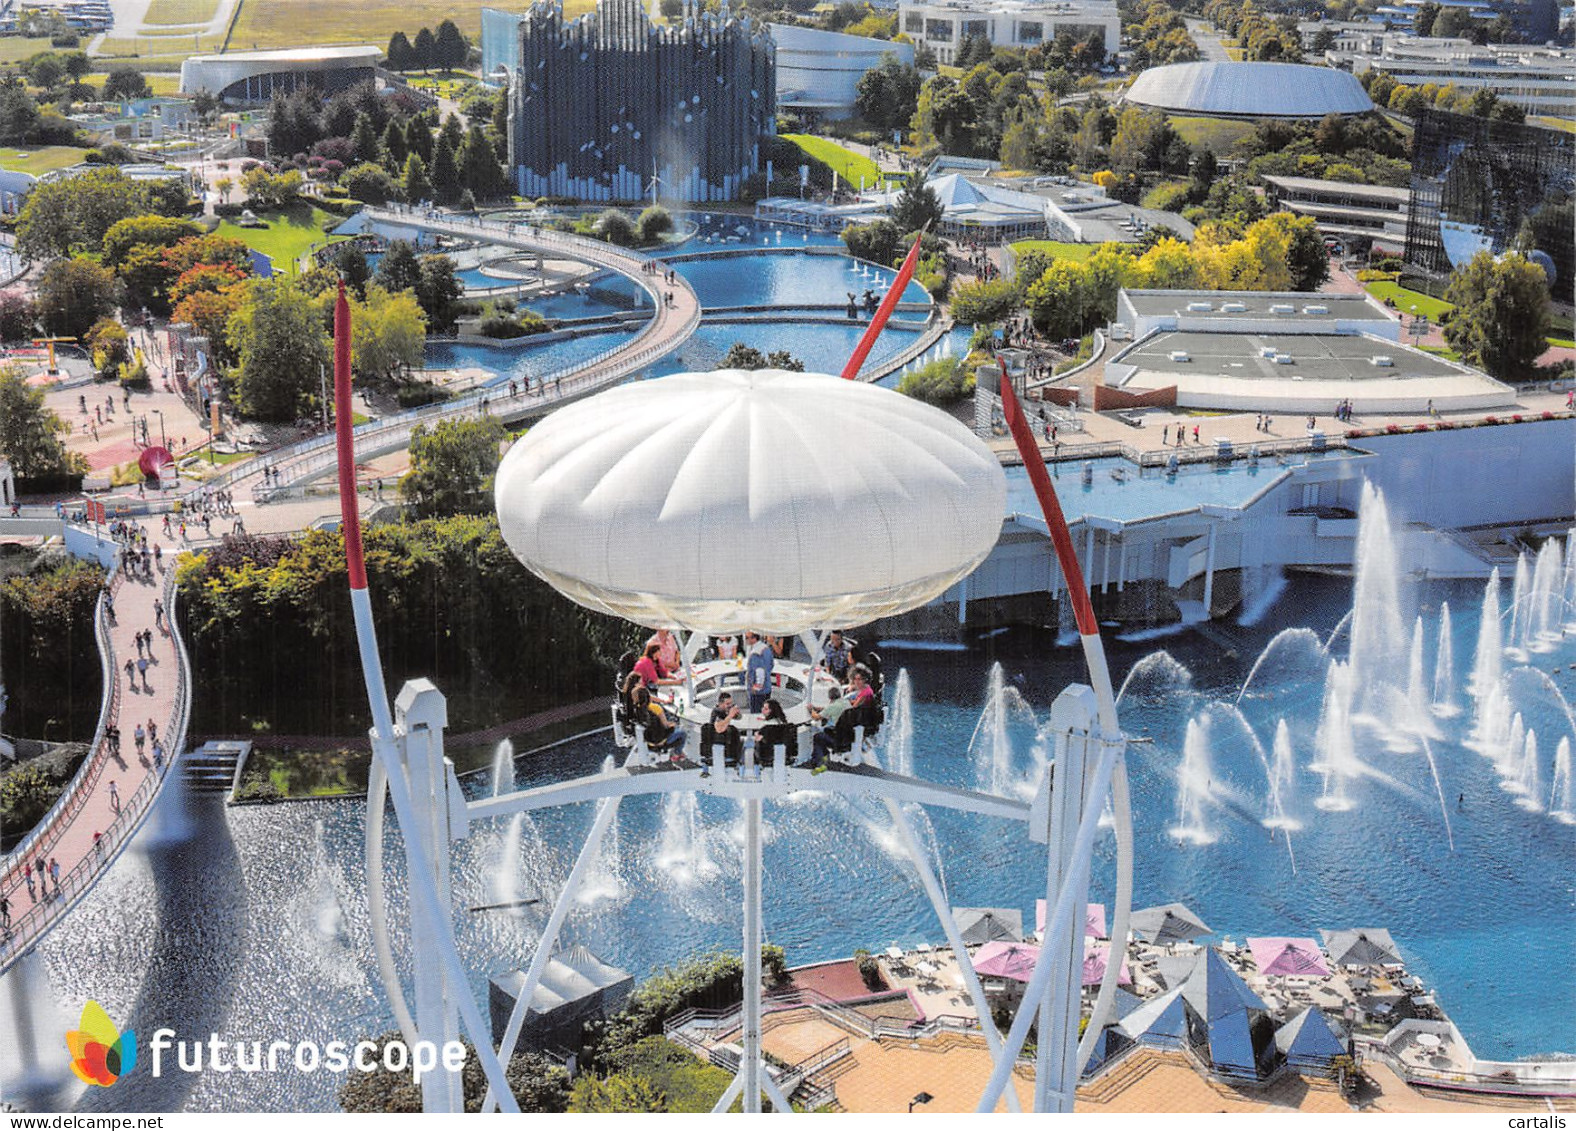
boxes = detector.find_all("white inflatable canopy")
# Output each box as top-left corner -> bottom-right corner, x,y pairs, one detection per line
494,369 -> 1007,634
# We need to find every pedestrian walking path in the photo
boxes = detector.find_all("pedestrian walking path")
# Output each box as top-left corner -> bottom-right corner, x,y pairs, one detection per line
0,527 -> 192,975
231,208 -> 702,502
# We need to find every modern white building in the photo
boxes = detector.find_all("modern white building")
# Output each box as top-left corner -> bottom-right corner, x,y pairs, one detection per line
770,23 -> 913,120
1261,175 -> 1411,250
1316,32 -> 1576,115
1102,288 -> 1515,415
179,46 -> 381,105
897,0 -> 1120,66
1123,61 -> 1375,120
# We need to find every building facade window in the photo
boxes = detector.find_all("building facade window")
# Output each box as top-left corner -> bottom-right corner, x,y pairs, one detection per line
961,18 -> 989,38
1018,20 -> 1043,42
926,18 -> 955,40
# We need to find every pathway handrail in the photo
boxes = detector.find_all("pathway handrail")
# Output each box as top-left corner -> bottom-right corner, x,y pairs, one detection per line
1,576 -> 119,871
0,575 -> 191,974
245,208 -> 702,501
252,300 -> 701,500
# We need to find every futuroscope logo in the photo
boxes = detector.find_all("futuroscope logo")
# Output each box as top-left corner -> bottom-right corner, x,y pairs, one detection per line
67,1000 -> 466,1082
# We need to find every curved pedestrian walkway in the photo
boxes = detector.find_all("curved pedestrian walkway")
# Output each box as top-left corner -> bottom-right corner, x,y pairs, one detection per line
0,528 -> 192,975
239,208 -> 702,502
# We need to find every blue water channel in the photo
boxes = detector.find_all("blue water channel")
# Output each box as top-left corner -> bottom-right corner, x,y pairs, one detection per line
38,566 -> 1576,1112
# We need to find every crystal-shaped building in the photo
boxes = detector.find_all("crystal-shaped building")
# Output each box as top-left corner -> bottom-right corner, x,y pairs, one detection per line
487,0 -> 775,203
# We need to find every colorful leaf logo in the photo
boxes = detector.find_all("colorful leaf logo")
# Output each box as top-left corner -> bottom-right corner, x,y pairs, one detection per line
65,1000 -> 136,1087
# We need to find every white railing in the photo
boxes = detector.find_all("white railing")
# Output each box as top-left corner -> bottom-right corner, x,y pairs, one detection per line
0,574 -> 192,974
249,209 -> 702,501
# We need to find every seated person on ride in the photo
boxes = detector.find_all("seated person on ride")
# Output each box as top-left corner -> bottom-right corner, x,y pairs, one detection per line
636,685 -> 687,753
712,634 -> 740,661
822,630 -> 857,682
769,635 -> 792,662
808,686 -> 847,769
700,695 -> 744,767
845,664 -> 876,710
757,697 -> 797,762
633,642 -> 682,691
646,627 -> 683,677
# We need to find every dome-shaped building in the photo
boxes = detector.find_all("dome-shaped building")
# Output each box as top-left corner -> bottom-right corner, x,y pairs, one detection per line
1123,61 -> 1374,120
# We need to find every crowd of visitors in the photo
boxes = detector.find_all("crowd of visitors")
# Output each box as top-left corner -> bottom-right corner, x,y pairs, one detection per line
615,626 -> 885,774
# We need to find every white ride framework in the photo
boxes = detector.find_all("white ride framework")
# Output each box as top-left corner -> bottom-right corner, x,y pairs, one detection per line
328,281 -> 1136,1112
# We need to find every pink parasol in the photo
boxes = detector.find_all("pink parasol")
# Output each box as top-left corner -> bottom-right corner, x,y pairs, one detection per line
1247,937 -> 1332,978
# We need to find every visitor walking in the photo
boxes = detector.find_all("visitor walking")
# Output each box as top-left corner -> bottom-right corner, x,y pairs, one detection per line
134,723 -> 146,754
109,780 -> 120,814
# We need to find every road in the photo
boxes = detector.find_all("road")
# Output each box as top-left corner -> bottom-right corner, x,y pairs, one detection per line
1185,18 -> 1233,63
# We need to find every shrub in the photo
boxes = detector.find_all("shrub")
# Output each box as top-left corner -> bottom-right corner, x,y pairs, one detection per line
853,948 -> 882,990
592,209 -> 636,247
896,356 -> 974,406
635,204 -> 673,245
949,276 -> 1018,325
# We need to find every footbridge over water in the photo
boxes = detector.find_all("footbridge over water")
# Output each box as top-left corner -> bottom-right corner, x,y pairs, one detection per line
248,207 -> 702,502
0,526 -> 193,976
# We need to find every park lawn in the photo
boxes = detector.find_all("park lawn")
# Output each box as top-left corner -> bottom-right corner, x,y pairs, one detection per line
0,145 -> 92,176
1168,114 -> 1256,156
85,71 -> 182,95
1010,239 -> 1098,263
1365,280 -> 1454,321
226,0 -> 594,51
141,0 -> 220,25
215,203 -> 345,272
0,36 -> 55,63
780,133 -> 884,189
94,34 -> 226,59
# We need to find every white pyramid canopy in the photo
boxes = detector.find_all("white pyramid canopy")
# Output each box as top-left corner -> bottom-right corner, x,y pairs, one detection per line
494,369 -> 1007,634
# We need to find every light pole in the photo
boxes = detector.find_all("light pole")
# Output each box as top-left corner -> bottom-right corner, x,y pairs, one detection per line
153,408 -> 167,451
909,1092 -> 934,1112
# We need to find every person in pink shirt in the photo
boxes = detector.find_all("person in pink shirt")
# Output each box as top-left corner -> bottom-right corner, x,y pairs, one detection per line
632,642 -> 681,691
646,628 -> 682,677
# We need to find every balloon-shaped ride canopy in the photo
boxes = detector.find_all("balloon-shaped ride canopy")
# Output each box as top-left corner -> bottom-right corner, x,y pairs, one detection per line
494,369 -> 1008,635
137,446 -> 174,479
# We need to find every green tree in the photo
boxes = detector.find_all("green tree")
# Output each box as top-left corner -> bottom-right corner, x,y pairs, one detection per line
102,214 -> 203,268
434,19 -> 470,69
335,242 -> 371,296
1024,258 -> 1090,339
343,161 -> 397,205
375,239 -> 423,295
949,275 -> 1018,324
402,152 -> 433,204
0,363 -> 77,478
593,209 -> 636,246
61,50 -> 91,82
227,277 -> 331,421
36,257 -> 117,338
413,26 -> 437,72
349,284 -> 426,382
85,316 -> 129,379
27,52 -> 66,90
405,115 -> 435,164
717,342 -> 803,370
338,1035 -> 569,1113
16,168 -> 150,259
240,167 -> 303,209
350,112 -> 382,165
568,1074 -> 667,1114
385,30 -> 413,70
1443,251 -> 1551,381
841,218 -> 902,266
381,117 -> 409,171
854,52 -> 922,131
102,65 -> 151,101
0,81 -> 40,145
416,254 -> 464,333
430,134 -> 462,205
459,123 -> 507,202
891,172 -> 943,234
0,290 -> 38,341
635,205 -> 673,245
896,355 -> 973,405
401,416 -> 507,516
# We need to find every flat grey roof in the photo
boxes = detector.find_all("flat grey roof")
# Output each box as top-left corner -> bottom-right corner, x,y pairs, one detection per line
1262,174 -> 1411,203
1124,290 -> 1389,321
1120,330 -> 1464,383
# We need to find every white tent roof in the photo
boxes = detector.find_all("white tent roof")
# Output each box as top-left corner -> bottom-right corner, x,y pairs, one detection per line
494,369 -> 1007,634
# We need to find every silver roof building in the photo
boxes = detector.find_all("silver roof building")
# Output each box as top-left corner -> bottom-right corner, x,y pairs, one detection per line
1124,61 -> 1374,119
